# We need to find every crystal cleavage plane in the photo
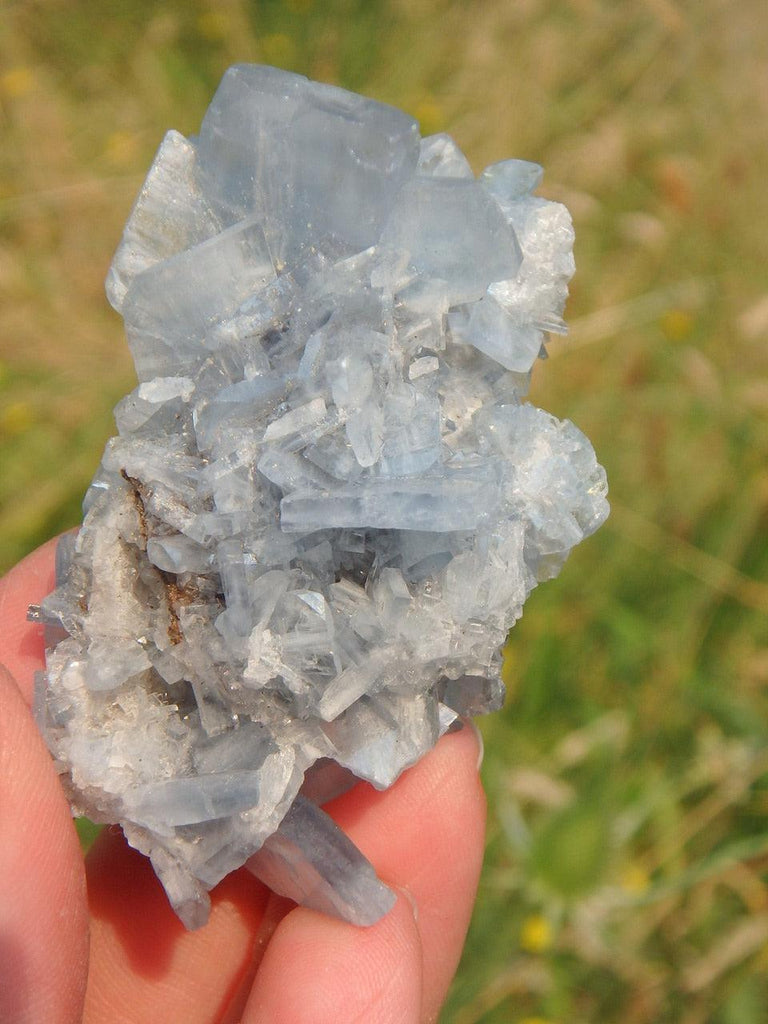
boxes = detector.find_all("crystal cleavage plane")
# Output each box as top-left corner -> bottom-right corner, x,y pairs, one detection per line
31,65 -> 609,929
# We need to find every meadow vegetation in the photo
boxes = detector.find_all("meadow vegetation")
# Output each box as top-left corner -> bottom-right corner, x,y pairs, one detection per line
2,2 -> 768,1020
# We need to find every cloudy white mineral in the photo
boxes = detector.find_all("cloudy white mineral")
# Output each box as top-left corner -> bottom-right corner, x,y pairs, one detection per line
31,64 -> 608,929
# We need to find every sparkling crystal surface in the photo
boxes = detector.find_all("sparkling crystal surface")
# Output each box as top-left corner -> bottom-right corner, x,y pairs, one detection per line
33,65 -> 608,929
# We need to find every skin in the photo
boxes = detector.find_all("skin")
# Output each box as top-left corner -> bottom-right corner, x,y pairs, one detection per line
0,538 -> 486,1024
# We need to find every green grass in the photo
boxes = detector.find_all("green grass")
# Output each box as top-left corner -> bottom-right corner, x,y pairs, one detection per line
3,2 -> 768,1021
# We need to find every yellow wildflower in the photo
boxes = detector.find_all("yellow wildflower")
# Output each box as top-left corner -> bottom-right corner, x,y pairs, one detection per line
520,913 -> 553,953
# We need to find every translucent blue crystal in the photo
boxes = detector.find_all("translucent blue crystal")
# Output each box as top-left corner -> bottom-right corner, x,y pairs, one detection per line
34,65 -> 608,931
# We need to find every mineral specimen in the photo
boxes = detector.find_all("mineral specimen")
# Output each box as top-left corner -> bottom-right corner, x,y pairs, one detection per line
31,64 -> 608,929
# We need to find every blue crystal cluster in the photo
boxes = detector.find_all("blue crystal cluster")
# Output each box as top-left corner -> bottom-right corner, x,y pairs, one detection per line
33,66 -> 608,929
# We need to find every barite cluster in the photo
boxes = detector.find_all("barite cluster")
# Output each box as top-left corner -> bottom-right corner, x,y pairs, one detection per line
32,65 -> 608,929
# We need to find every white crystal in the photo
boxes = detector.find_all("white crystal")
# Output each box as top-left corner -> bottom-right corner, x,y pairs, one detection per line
106,130 -> 220,311
34,64 -> 608,932
417,133 -> 474,179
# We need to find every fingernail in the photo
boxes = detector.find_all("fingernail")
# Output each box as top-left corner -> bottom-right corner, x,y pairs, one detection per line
464,716 -> 484,772
392,883 -> 419,923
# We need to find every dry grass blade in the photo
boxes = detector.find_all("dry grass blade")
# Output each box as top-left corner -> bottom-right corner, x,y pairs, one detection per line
683,915 -> 768,993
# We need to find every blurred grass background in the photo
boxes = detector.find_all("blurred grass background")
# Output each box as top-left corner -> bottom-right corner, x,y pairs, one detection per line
2,1 -> 768,1020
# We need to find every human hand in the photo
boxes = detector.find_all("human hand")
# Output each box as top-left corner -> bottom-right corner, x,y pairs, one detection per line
0,538 -> 486,1024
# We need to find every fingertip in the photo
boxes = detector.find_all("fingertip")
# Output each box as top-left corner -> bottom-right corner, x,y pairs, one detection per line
324,726 -> 487,1022
241,893 -> 423,1024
